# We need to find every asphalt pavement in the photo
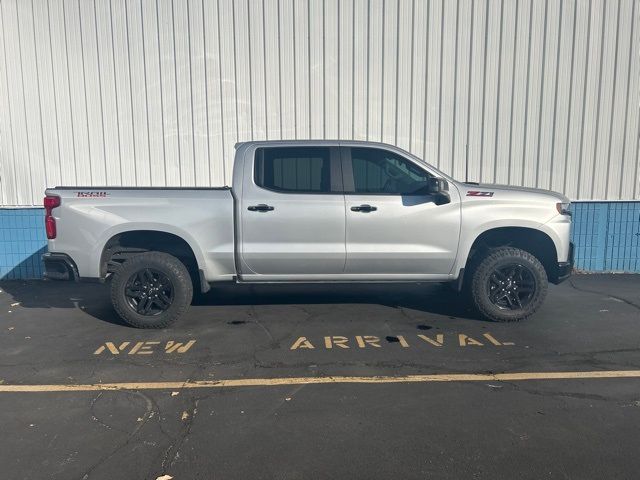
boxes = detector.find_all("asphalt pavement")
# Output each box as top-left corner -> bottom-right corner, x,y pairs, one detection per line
0,274 -> 639,480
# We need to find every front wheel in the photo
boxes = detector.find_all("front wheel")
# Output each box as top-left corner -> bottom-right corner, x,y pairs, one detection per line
469,247 -> 548,322
111,252 -> 193,328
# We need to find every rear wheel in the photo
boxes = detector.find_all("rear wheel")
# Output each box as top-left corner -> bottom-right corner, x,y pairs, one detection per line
111,252 -> 193,328
469,247 -> 548,322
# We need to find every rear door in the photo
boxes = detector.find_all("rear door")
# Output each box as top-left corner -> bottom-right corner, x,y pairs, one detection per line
239,146 -> 346,277
342,146 -> 461,276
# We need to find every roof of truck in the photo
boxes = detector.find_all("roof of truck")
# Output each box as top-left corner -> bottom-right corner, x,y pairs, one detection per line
234,139 -> 403,149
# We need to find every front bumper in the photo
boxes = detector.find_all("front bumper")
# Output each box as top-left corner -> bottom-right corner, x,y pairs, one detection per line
42,253 -> 79,281
551,242 -> 574,284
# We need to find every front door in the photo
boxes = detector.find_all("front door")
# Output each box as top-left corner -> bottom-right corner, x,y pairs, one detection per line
342,146 -> 460,276
239,146 -> 346,277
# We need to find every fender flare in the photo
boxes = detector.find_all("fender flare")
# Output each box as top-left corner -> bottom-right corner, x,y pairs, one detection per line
94,223 -> 207,278
454,220 -> 561,274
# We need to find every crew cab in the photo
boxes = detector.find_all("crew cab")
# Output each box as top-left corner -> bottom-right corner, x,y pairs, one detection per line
43,140 -> 573,328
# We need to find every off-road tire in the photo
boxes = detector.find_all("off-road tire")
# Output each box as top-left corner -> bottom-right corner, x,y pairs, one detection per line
469,247 -> 548,322
111,252 -> 193,328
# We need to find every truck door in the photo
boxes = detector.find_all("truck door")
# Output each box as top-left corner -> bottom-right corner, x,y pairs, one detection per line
342,146 -> 461,277
239,146 -> 346,277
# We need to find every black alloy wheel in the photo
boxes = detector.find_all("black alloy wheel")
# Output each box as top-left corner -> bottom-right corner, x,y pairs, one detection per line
487,263 -> 536,310
124,268 -> 174,316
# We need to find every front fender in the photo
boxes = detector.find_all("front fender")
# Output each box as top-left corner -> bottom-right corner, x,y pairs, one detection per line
453,219 -> 562,275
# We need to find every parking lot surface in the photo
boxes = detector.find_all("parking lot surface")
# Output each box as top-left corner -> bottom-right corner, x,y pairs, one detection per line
1,274 -> 639,479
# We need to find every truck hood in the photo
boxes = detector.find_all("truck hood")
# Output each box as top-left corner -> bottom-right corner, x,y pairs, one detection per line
457,182 -> 570,203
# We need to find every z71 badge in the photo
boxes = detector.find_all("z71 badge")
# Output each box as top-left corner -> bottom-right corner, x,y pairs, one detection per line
466,191 -> 494,197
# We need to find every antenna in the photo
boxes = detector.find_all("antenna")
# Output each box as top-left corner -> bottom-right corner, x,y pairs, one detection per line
465,143 -> 469,183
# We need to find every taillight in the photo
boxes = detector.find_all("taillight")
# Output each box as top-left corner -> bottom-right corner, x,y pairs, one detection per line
44,195 -> 61,239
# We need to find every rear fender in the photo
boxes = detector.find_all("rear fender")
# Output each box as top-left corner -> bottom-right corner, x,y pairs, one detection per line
94,224 -> 206,279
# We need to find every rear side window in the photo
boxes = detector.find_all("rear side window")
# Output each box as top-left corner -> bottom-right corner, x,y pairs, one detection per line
255,147 -> 331,193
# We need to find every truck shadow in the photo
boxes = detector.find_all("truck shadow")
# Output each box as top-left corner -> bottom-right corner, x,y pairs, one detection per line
0,280 -> 486,327
194,282 -> 482,321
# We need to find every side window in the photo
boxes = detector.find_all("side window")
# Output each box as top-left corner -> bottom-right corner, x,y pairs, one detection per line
255,147 -> 331,193
350,148 -> 432,195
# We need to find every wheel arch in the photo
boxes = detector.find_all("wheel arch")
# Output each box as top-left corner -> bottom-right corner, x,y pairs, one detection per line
464,226 -> 558,281
99,228 -> 205,291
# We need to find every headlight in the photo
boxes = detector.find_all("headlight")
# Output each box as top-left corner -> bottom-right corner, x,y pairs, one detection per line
556,202 -> 571,216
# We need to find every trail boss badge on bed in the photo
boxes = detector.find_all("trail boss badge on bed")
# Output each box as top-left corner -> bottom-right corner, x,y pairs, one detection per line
76,191 -> 109,198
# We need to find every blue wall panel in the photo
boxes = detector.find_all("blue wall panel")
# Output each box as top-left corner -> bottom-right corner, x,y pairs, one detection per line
571,203 -> 606,271
570,202 -> 640,273
0,203 -> 638,279
604,203 -> 640,272
0,209 -> 47,279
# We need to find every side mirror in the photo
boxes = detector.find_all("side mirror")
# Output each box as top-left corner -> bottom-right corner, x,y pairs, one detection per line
427,177 -> 450,205
427,177 -> 448,195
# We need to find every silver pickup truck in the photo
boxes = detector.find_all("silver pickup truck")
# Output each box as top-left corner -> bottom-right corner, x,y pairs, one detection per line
43,140 -> 573,328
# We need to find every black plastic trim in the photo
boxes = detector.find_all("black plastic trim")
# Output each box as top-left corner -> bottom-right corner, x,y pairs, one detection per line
43,253 -> 79,281
198,269 -> 211,293
454,268 -> 465,292
550,242 -> 574,284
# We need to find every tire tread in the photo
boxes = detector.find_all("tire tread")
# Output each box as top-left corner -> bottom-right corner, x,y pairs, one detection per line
110,251 -> 193,329
469,247 -> 548,323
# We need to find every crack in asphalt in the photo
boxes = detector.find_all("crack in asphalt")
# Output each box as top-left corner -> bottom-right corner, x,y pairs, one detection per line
80,390 -> 154,480
499,380 -> 623,404
247,305 -> 307,370
157,396 -> 200,475
568,278 -> 640,311
89,392 -> 124,433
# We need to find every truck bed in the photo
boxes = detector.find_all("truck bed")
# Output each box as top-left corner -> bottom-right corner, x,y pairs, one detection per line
44,186 -> 236,281
49,186 -> 230,190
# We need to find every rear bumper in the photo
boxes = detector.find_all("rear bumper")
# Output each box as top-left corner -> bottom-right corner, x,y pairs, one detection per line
42,253 -> 79,281
550,242 -> 574,284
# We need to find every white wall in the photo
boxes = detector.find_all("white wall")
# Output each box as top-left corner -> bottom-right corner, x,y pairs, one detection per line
0,0 -> 639,206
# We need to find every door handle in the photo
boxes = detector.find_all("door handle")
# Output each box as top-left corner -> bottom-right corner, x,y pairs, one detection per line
351,204 -> 377,213
248,204 -> 274,212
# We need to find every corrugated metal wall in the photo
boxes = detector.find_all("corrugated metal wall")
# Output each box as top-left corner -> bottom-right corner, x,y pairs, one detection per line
0,0 -> 639,207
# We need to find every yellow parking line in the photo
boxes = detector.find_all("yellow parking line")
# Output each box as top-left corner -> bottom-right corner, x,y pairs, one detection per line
1,370 -> 640,393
